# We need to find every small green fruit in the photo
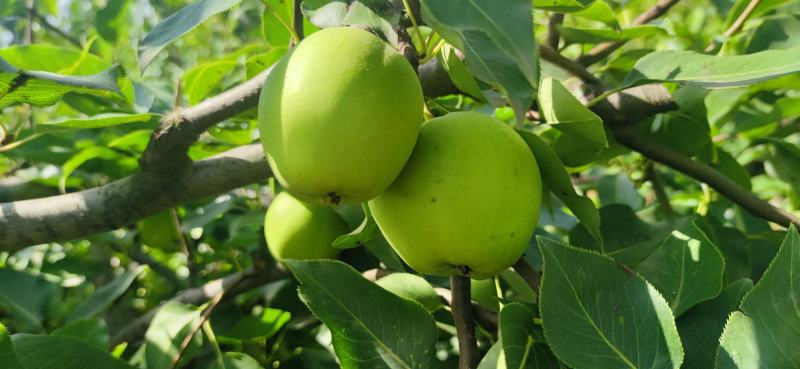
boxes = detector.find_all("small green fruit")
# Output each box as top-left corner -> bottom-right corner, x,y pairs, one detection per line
264,192 -> 349,260
369,112 -> 542,279
258,27 -> 424,205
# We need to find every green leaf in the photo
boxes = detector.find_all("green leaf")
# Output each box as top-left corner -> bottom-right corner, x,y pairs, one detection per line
747,14 -> 800,52
218,308 -> 291,341
533,0 -> 594,12
716,226 -> 800,368
143,302 -> 203,369
13,334 -> 134,369
51,319 -> 110,350
66,268 -> 142,322
375,273 -> 444,312
59,146 -> 121,193
517,130 -> 601,245
285,259 -> 437,369
138,0 -> 243,73
421,0 -> 538,123
677,279 -> 752,369
560,25 -> 665,44
761,138 -> 800,205
0,323 -> 24,369
438,43 -> 485,100
634,220 -> 726,316
647,86 -> 711,158
245,48 -> 287,78
0,268 -> 61,332
477,342 -> 504,369
622,47 -> 800,89
38,113 -> 154,131
0,62 -> 126,109
332,204 -> 380,249
209,352 -> 264,369
571,1 -> 619,29
262,0 -> 294,48
538,77 -> 607,159
302,0 -> 402,45
183,60 -> 238,105
499,302 -> 561,369
538,237 -> 684,369
96,0 -> 130,42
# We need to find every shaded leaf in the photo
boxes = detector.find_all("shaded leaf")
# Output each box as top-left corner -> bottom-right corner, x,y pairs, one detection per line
333,204 -> 380,249
518,130 -> 601,245
138,0 -> 243,72
285,259 -> 437,369
38,113 -> 154,131
635,219 -> 725,316
539,237 -> 684,369
716,226 -> 800,368
0,323 -> 24,369
67,268 -> 142,322
144,302 -> 202,369
0,268 -> 61,332
52,319 -> 110,350
677,279 -> 752,369
421,0 -> 537,122
560,25 -> 665,44
499,302 -> 561,369
13,334 -> 134,369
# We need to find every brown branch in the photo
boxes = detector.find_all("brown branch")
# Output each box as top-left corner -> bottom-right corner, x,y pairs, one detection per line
0,144 -> 270,252
512,258 -> 540,293
644,161 -> 674,215
169,283 -> 233,369
292,0 -> 305,43
451,275 -> 478,369
546,13 -> 565,50
613,127 -> 800,228
139,68 -> 272,175
576,0 -> 681,67
28,8 -> 82,48
540,45 -> 605,87
724,0 -> 761,37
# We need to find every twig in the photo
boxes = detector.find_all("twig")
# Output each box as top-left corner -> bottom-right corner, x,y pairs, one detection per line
724,0 -> 761,37
169,208 -> 197,286
24,0 -> 34,45
705,0 -> 761,52
168,282 -> 235,369
451,275 -> 478,369
110,265 -> 287,348
512,258 -> 540,293
28,8 -> 82,48
540,45 -> 605,87
292,0 -> 304,44
644,161 -> 674,215
576,0 -> 681,66
546,13 -> 564,50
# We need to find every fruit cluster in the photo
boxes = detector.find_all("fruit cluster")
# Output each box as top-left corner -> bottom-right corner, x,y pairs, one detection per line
260,27 -> 542,279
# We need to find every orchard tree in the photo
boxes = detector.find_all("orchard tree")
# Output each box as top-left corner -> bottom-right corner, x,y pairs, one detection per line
2,0 -> 800,368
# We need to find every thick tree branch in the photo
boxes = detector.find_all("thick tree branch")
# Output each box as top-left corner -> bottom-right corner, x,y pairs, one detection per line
546,13 -> 564,50
139,69 -> 271,175
0,144 -> 269,252
576,0 -> 681,67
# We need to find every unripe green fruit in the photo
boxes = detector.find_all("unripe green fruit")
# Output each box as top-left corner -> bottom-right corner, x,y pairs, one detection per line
369,112 -> 542,279
258,27 -> 424,205
264,192 -> 349,260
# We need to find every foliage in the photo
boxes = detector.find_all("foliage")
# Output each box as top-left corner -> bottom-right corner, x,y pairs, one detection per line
2,0 -> 800,368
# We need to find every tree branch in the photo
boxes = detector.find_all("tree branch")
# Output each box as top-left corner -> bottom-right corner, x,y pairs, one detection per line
540,45 -> 604,87
451,275 -> 478,369
512,258 -> 540,293
546,13 -> 564,50
576,0 -> 681,67
613,126 -> 800,228
0,144 -> 269,252
28,7 -> 82,48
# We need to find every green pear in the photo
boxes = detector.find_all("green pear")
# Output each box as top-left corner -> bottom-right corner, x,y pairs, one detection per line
264,192 -> 349,260
258,27 -> 424,205
369,112 -> 542,279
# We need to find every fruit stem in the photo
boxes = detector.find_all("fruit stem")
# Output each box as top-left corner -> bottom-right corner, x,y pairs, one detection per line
451,274 -> 478,369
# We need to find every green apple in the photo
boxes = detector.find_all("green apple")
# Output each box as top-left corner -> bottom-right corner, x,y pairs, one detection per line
264,192 -> 349,260
369,112 -> 542,279
258,27 -> 424,205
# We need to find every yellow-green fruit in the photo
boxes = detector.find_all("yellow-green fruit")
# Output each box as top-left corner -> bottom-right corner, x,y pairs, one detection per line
369,112 -> 542,279
258,27 -> 424,205
264,192 -> 349,260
